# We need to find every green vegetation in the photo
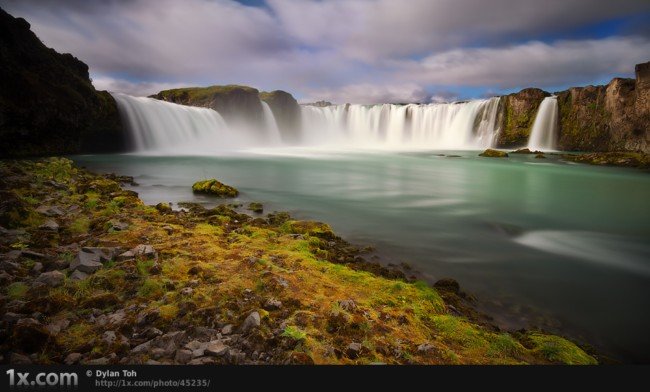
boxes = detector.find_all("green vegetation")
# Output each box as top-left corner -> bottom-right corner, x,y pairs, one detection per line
7,282 -> 29,299
192,179 -> 239,197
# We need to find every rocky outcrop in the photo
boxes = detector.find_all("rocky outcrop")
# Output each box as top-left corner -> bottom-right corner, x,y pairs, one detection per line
496,62 -> 650,152
259,90 -> 301,142
0,8 -> 124,157
496,88 -> 549,148
152,85 -> 264,129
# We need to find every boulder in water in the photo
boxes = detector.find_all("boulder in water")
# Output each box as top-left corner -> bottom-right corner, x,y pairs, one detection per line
192,179 -> 239,198
479,149 -> 509,158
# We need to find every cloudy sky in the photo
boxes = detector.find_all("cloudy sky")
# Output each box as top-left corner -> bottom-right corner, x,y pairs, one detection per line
2,0 -> 650,103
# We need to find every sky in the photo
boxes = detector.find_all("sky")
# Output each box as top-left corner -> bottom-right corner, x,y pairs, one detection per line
2,0 -> 650,104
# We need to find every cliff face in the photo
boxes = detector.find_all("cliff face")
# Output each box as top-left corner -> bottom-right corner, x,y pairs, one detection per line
496,88 -> 548,148
259,90 -> 301,143
152,85 -> 265,129
496,62 -> 650,152
0,8 -> 124,157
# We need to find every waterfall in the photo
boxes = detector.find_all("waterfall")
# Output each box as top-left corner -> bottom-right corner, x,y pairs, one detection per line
527,96 -> 559,151
260,101 -> 283,144
112,93 -> 281,153
300,98 -> 502,149
113,92 -> 503,153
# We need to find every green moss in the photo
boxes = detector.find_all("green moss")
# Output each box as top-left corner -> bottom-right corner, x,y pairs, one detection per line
7,282 -> 29,299
479,149 -> 509,158
528,333 -> 597,365
192,179 -> 239,197
69,216 -> 90,234
138,279 -> 164,299
157,85 -> 258,102
247,202 -> 263,213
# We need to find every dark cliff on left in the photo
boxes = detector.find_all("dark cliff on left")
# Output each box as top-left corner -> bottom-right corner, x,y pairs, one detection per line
0,8 -> 124,158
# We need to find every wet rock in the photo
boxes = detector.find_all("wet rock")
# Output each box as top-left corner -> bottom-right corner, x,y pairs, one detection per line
479,149 -> 509,158
64,353 -> 82,365
39,219 -> 59,231
10,352 -> 32,364
175,349 -> 193,364
346,342 -> 362,359
247,202 -> 263,213
36,205 -> 64,217
434,278 -> 460,294
205,340 -> 229,357
69,269 -> 89,281
35,270 -> 64,287
155,203 -> 172,214
240,311 -> 261,333
192,179 -> 239,198
535,153 -> 546,159
12,318 -> 50,352
263,298 -> 282,311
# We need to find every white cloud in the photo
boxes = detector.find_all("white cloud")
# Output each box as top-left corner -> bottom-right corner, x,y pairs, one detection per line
302,83 -> 429,104
393,37 -> 650,88
91,76 -> 187,97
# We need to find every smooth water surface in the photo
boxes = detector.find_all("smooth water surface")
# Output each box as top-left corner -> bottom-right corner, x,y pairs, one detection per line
72,150 -> 650,362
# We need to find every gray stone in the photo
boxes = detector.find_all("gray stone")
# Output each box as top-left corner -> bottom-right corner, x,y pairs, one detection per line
45,318 -> 70,334
221,324 -> 233,335
36,205 -> 64,217
71,247 -> 118,273
10,352 -> 32,364
118,244 -> 157,262
0,260 -> 20,272
180,287 -> 194,296
188,357 -> 216,365
3,312 -> 25,323
102,331 -> 117,345
145,359 -> 162,365
36,270 -> 64,287
338,299 -> 356,311
417,343 -> 436,353
69,269 -> 89,281
205,340 -> 229,357
109,220 -> 129,231
32,262 -> 43,273
39,219 -> 60,231
175,349 -> 192,364
85,357 -> 110,365
149,348 -> 166,359
131,340 -> 153,355
162,226 -> 174,235
263,298 -> 282,311
107,309 -> 126,326
0,270 -> 15,285
346,342 -> 362,359
21,250 -> 49,260
226,349 -> 246,364
64,353 -> 82,365
240,311 -> 261,333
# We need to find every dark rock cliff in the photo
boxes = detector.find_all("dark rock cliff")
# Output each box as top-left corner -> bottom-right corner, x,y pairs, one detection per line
496,88 -> 549,148
0,8 -> 124,157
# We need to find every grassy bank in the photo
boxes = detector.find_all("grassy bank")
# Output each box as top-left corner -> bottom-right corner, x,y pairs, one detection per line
0,158 -> 597,365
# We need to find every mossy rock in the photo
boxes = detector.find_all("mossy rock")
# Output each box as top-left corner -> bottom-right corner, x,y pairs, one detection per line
247,202 -> 263,213
192,179 -> 239,198
479,149 -> 509,158
155,202 -> 172,214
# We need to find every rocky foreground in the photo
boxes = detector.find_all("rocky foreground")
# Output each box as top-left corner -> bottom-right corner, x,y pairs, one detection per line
0,158 -> 597,365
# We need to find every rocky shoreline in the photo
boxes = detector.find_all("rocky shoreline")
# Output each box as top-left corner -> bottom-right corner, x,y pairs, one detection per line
0,158 -> 597,365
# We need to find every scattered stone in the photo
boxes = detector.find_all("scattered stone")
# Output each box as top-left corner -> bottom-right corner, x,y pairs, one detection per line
175,349 -> 193,364
85,357 -> 110,365
35,270 -> 64,287
162,226 -> 174,235
188,357 -> 216,365
155,202 -> 172,214
39,219 -> 59,231
12,318 -> 51,352
240,311 -> 261,333
0,260 -> 20,272
107,309 -> 127,326
71,247 -> 119,273
131,340 -> 153,355
185,341 -> 208,358
247,202 -> 263,213
64,353 -> 82,365
69,269 -> 89,281
0,270 -> 14,285
146,359 -> 162,365
434,278 -> 460,294
118,244 -> 157,262
205,340 -> 229,357
102,331 -> 117,345
338,299 -> 357,311
226,349 -> 246,364
180,287 -> 194,296
149,348 -> 166,360
10,352 -> 32,365
36,205 -> 64,217
479,149 -> 509,158
109,220 -> 129,231
21,250 -> 49,259
3,312 -> 25,323
45,318 -> 70,334
31,262 -> 43,274
346,342 -> 363,359
417,343 -> 436,353
221,324 -> 233,335
263,298 -> 282,311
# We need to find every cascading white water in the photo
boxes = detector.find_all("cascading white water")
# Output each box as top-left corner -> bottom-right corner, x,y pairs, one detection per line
527,96 -> 559,151
300,98 -> 501,149
111,93 -> 282,154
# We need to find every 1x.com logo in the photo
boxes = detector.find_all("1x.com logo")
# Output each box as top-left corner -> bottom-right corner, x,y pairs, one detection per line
6,369 -> 78,388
